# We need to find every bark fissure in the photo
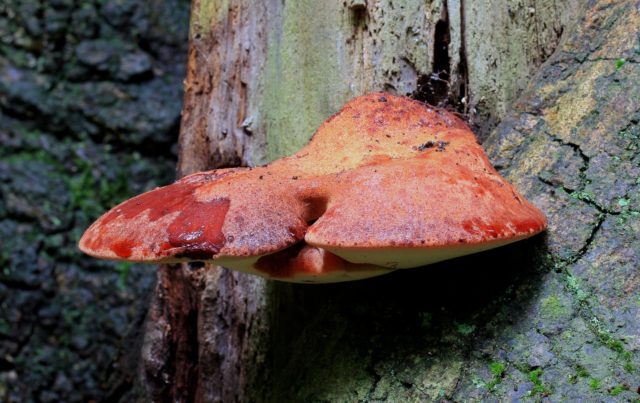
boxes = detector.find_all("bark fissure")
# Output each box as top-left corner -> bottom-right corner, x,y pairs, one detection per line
456,0 -> 469,114
421,2 -> 451,108
543,131 -> 635,217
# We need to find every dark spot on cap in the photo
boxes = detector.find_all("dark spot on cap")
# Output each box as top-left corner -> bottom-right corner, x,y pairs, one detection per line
378,96 -> 387,102
435,141 -> 449,152
414,141 -> 436,151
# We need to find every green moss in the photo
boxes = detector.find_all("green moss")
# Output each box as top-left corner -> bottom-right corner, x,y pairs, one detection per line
565,274 -> 589,303
489,361 -> 506,377
569,189 -> 597,204
615,58 -> 626,70
528,369 -> 550,396
540,294 -> 572,320
603,335 -> 623,353
455,323 -> 476,335
66,158 -> 130,220
589,378 -> 601,391
486,361 -> 506,390
575,365 -> 589,378
609,384 -> 629,396
588,317 -> 635,373
617,198 -> 630,207
617,210 -> 640,225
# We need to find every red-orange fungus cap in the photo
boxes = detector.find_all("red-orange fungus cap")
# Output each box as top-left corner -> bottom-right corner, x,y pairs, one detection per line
79,93 -> 547,283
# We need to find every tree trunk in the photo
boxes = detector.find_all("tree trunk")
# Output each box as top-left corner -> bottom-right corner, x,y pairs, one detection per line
141,0 -> 640,401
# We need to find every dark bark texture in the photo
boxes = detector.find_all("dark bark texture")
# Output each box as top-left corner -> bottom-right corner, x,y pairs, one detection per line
141,0 -> 640,401
0,0 -> 190,401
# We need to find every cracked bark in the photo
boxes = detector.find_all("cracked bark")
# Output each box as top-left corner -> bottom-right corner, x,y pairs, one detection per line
140,0 -> 640,401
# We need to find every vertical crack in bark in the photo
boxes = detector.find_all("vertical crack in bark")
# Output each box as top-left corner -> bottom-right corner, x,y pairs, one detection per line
531,0 -> 542,64
142,266 -> 203,403
413,0 -> 469,115
417,2 -> 451,107
538,132 -> 612,265
456,0 -> 469,114
570,212 -> 605,264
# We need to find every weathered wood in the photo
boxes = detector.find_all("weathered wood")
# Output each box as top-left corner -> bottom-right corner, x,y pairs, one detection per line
141,0 -> 640,401
178,0 -> 580,169
178,0 -> 269,172
143,2 -> 272,402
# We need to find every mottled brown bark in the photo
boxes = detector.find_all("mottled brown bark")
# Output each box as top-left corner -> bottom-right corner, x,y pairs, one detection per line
142,266 -> 202,403
142,2 -> 272,401
142,265 -> 270,402
178,0 -> 269,174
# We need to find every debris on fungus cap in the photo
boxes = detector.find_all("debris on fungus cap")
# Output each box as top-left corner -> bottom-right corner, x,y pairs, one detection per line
79,92 -> 547,283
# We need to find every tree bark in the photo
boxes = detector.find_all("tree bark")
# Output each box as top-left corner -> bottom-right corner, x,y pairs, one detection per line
141,0 -> 640,401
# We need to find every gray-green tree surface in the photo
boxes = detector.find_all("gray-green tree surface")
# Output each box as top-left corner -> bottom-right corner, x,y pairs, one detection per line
141,0 -> 640,401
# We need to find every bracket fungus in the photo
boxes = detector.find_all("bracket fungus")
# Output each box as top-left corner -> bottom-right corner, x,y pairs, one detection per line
79,93 -> 547,283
